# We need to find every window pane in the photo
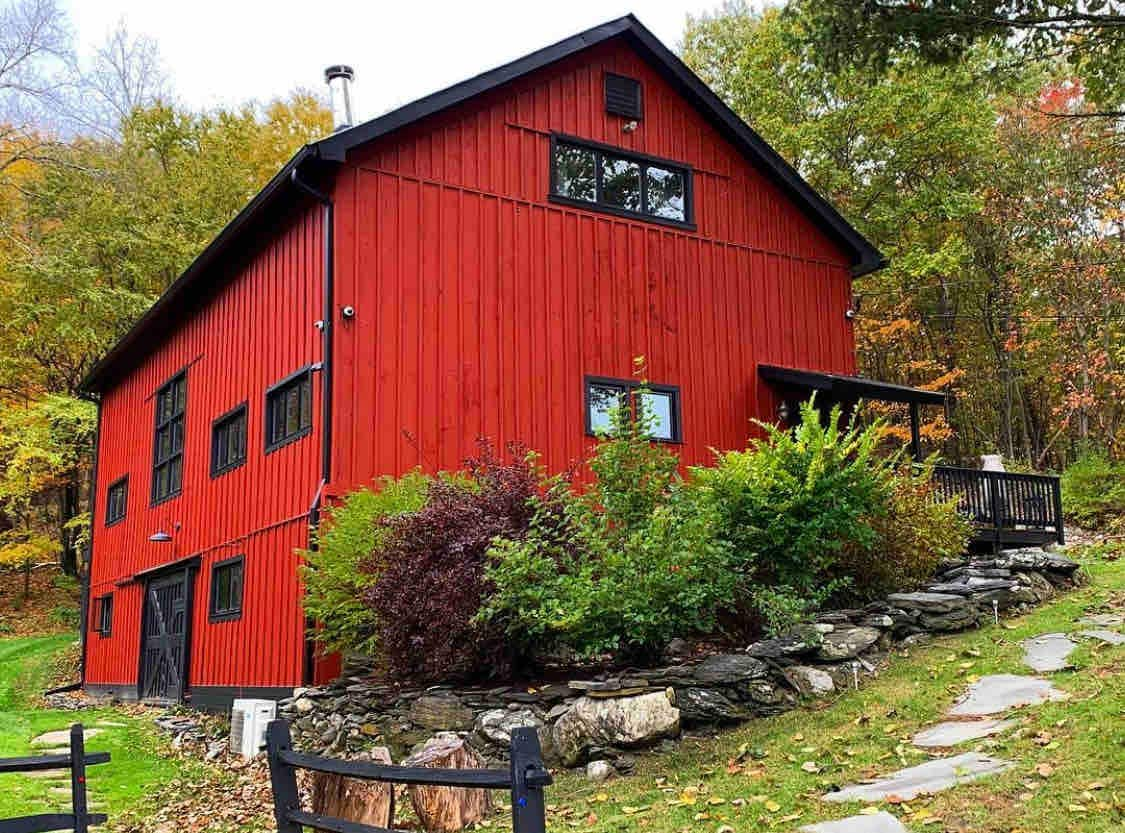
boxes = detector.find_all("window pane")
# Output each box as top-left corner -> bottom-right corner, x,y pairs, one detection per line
175,379 -> 186,413
638,391 -> 675,441
554,143 -> 596,202
645,166 -> 685,220
168,456 -> 182,493
171,418 -> 183,453
601,156 -> 641,211
589,384 -> 626,434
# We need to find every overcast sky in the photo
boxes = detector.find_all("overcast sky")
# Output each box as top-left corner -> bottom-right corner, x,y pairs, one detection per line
63,1 -> 723,120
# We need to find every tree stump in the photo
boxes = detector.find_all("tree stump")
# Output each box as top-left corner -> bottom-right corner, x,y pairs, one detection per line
309,747 -> 394,829
402,736 -> 492,831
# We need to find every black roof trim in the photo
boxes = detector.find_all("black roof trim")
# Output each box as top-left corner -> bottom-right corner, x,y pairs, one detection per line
83,14 -> 884,393
759,364 -> 947,406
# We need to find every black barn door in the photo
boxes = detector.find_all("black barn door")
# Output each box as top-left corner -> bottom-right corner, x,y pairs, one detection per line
139,569 -> 193,702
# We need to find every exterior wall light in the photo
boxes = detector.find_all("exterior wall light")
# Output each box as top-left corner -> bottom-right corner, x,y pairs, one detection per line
148,530 -> 173,543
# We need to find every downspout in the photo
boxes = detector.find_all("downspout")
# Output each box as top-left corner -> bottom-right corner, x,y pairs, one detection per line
290,163 -> 334,686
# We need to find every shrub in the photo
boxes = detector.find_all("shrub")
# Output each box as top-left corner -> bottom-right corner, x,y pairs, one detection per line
1061,452 -> 1125,532
693,397 -> 896,617
300,471 -> 430,656
364,442 -> 544,681
833,462 -> 971,601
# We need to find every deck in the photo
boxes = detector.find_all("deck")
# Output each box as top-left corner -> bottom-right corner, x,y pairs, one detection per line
931,465 -> 1064,552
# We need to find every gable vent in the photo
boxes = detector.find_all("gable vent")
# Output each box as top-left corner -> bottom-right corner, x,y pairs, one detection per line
605,73 -> 642,119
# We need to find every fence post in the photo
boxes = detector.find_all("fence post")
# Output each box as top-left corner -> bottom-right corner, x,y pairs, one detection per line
509,727 -> 548,833
1052,477 -> 1065,545
70,724 -> 88,833
266,720 -> 304,833
988,471 -> 1004,553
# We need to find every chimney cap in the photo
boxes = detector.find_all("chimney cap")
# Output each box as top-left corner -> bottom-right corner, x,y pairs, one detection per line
325,64 -> 355,82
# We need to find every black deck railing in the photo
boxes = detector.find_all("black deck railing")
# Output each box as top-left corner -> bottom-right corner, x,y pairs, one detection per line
931,465 -> 1064,547
266,719 -> 551,833
0,725 -> 109,833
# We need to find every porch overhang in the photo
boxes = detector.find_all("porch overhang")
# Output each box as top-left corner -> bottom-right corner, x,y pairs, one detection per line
757,364 -> 947,406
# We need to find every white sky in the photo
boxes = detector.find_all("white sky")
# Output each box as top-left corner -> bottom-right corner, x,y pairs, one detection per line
63,1 -> 719,120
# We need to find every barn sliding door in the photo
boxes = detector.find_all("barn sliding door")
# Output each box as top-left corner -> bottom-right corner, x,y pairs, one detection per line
139,569 -> 193,702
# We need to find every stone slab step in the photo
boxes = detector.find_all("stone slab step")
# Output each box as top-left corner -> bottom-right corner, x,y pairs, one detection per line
1077,628 -> 1125,646
800,812 -> 909,833
1022,633 -> 1077,672
1076,613 -> 1123,627
31,728 -> 102,747
948,674 -> 1067,717
822,752 -> 1012,803
912,718 -> 1015,748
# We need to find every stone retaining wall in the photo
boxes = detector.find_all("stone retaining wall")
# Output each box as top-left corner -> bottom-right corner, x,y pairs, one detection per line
279,547 -> 1081,772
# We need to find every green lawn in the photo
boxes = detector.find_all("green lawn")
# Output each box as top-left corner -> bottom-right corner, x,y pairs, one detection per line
551,553 -> 1125,832
0,634 -> 207,824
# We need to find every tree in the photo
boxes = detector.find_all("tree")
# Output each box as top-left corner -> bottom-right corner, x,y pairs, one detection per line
791,1 -> 1125,117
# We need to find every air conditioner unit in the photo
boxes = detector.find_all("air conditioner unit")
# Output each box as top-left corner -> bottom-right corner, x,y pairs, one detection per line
230,698 -> 277,758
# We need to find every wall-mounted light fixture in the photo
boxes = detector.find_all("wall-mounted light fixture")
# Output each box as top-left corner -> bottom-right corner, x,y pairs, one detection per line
148,530 -> 172,543
777,401 -> 792,423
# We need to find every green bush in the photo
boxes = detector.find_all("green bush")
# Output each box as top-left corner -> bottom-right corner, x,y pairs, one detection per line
300,471 -> 430,656
48,605 -> 80,629
692,397 -> 896,628
1061,452 -> 1125,531
834,461 -> 971,601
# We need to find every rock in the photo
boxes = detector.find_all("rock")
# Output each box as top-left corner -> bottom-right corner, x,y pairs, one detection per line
745,625 -> 823,659
403,737 -> 491,831
999,549 -> 1079,573
294,698 -> 316,714
859,614 -> 894,629
568,679 -> 622,692
886,592 -> 971,614
410,695 -> 474,731
787,666 -> 835,697
948,674 -> 1068,717
551,691 -> 680,767
473,708 -> 542,746
691,654 -> 769,685
586,687 -> 650,698
823,752 -> 1013,802
1022,633 -> 1077,672
205,740 -> 226,761
815,626 -> 881,661
1077,628 -> 1125,646
1077,613 -> 1124,627
586,760 -> 615,782
800,812 -> 909,833
664,638 -> 690,658
911,718 -> 1015,748
672,687 -> 747,725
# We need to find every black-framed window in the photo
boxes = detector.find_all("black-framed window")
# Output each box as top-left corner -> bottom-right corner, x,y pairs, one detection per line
265,367 -> 313,452
550,135 -> 693,227
211,403 -> 248,477
105,476 -> 128,526
605,73 -> 643,119
152,372 -> 186,504
94,593 -> 113,637
209,555 -> 244,622
584,376 -> 682,443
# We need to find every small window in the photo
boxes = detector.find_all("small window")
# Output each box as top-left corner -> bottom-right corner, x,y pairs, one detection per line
94,593 -> 113,637
152,372 -> 186,504
550,137 -> 692,226
584,376 -> 682,443
265,368 -> 313,452
605,73 -> 642,119
209,556 -> 244,622
105,476 -> 128,526
211,403 -> 248,477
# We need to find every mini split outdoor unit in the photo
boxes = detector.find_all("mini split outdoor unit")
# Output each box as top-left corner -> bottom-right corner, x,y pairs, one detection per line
229,698 -> 277,758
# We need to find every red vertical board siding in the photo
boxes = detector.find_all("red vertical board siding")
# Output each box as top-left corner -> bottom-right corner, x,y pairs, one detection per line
331,36 -> 857,496
85,205 -> 323,690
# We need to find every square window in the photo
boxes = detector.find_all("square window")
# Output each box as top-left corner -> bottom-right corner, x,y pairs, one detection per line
637,390 -> 677,441
152,372 -> 186,504
645,166 -> 686,221
554,142 -> 597,202
211,403 -> 248,477
209,556 -> 243,622
105,476 -> 128,526
601,156 -> 642,212
265,368 -> 313,452
94,593 -> 113,637
587,382 -> 630,435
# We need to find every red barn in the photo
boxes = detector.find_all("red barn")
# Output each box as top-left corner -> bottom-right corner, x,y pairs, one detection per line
79,15 -> 900,710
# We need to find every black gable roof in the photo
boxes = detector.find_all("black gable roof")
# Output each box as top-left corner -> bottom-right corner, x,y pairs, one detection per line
82,14 -> 884,393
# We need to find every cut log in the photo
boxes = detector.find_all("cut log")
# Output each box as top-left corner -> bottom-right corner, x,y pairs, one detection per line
403,736 -> 492,832
309,747 -> 394,830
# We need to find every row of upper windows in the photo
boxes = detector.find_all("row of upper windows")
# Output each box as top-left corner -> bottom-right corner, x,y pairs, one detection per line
103,366 -> 313,526
92,555 -> 244,637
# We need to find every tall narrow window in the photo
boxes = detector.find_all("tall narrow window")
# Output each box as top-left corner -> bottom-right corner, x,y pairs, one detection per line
584,376 -> 682,443
152,372 -> 186,504
211,403 -> 248,477
94,593 -> 113,637
105,476 -> 128,526
209,556 -> 244,622
265,367 -> 313,452
550,136 -> 692,226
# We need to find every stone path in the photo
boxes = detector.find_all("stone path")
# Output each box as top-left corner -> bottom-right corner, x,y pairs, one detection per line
1021,633 -> 1077,672
1078,628 -> 1125,646
800,812 -> 909,833
822,752 -> 1013,803
30,727 -> 102,747
1076,613 -> 1123,627
948,674 -> 1067,716
911,718 -> 1014,748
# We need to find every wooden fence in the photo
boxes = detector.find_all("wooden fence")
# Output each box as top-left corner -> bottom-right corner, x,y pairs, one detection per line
931,465 -> 1064,548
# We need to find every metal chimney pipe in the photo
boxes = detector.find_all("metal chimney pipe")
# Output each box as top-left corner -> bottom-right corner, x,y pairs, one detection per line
324,65 -> 355,131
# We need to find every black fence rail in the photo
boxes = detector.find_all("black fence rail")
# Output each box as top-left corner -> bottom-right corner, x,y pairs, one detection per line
266,719 -> 551,833
0,724 -> 109,833
932,465 -> 1064,548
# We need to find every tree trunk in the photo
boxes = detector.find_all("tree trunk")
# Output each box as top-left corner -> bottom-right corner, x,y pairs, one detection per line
402,737 -> 492,832
59,480 -> 80,576
309,747 -> 394,829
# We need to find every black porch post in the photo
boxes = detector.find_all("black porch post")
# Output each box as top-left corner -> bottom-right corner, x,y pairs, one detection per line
909,401 -> 922,462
